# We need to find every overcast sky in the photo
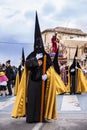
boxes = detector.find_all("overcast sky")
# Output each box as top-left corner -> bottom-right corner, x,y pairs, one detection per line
0,0 -> 87,66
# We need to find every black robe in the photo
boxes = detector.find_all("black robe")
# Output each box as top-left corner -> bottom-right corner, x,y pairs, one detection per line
25,51 -> 52,123
70,62 -> 81,94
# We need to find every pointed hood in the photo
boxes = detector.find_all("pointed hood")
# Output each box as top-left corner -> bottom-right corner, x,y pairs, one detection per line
53,49 -> 60,74
34,11 -> 45,53
73,46 -> 78,62
21,47 -> 25,66
72,46 -> 78,66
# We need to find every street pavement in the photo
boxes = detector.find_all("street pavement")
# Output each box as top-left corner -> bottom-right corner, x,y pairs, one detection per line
0,93 -> 87,130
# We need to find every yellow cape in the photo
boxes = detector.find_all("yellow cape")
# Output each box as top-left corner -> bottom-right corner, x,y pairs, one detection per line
66,68 -> 87,93
12,65 -> 28,117
77,68 -> 87,93
54,71 -> 67,95
44,66 -> 57,119
12,66 -> 58,120
14,72 -> 20,96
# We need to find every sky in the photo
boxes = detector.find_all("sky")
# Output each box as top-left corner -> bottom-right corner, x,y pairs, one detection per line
0,0 -> 87,67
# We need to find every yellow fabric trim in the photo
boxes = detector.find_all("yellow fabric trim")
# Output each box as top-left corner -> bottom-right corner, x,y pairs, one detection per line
11,65 -> 28,118
14,73 -> 20,96
54,71 -> 67,94
12,66 -> 58,120
44,66 -> 57,120
77,68 -> 87,93
66,68 -> 87,93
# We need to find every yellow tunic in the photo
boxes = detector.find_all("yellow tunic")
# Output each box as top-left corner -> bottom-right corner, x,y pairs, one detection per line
66,68 -> 87,93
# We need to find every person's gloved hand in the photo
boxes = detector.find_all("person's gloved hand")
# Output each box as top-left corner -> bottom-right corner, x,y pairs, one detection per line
70,68 -> 75,72
42,74 -> 48,81
36,53 -> 43,60
75,66 -> 78,69
21,66 -> 24,71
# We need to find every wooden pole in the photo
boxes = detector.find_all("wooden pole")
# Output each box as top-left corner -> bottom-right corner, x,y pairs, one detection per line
40,55 -> 46,122
75,57 -> 78,93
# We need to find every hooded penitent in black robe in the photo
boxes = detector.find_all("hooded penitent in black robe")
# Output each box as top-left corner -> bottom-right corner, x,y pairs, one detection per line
26,52 -> 52,123
69,46 -> 81,94
14,48 -> 25,96
25,12 -> 52,123
65,46 -> 87,94
12,12 -> 58,123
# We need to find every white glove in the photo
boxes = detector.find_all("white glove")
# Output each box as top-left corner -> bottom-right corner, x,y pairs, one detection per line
21,66 -> 24,71
36,53 -> 43,60
42,74 -> 48,81
75,66 -> 78,69
70,68 -> 75,72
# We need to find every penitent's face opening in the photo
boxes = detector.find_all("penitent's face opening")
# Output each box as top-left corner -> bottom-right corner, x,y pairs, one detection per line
35,46 -> 44,53
34,37 -> 44,53
34,43 -> 44,53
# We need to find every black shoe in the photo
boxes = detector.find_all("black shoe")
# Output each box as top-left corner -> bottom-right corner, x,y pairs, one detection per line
70,92 -> 72,95
43,119 -> 50,123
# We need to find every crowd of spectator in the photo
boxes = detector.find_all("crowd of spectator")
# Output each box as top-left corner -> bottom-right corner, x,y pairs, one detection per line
0,60 -> 17,96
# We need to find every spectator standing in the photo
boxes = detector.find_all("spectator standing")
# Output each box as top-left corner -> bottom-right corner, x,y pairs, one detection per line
0,71 -> 8,96
5,60 -> 14,95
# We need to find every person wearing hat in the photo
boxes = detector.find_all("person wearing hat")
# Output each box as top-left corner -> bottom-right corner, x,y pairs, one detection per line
12,12 -> 57,123
69,46 -> 87,94
25,12 -> 55,123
